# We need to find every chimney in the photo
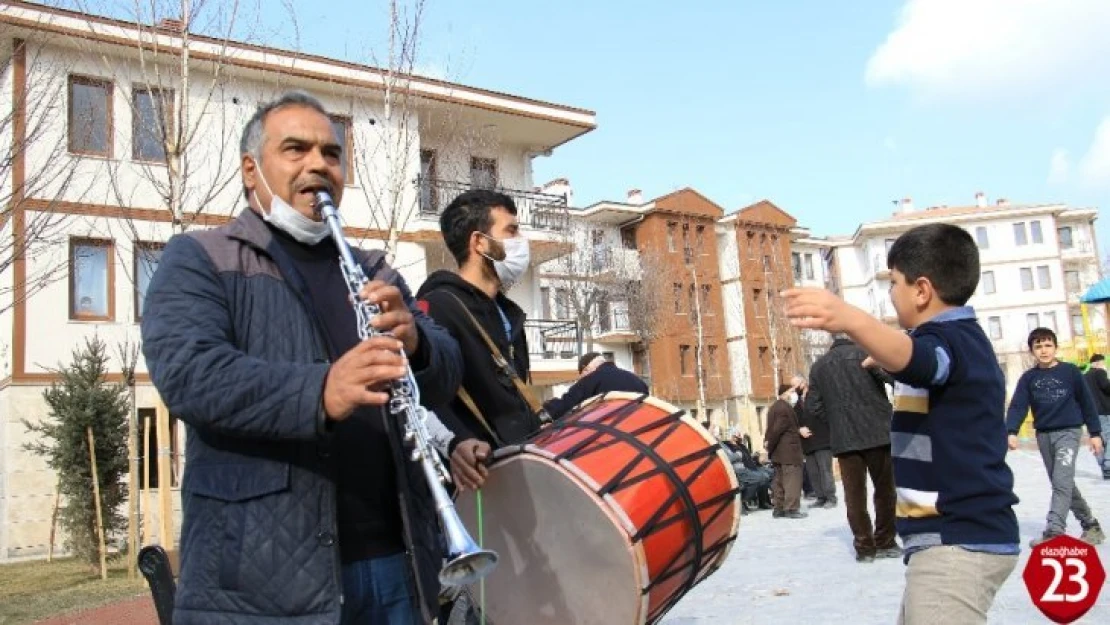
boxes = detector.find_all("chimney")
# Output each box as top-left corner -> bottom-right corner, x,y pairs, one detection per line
899,197 -> 914,213
157,17 -> 185,32
975,191 -> 986,208
996,198 -> 1010,207
627,189 -> 643,204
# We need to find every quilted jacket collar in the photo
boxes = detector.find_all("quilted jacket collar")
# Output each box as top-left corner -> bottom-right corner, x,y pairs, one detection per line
226,207 -> 275,252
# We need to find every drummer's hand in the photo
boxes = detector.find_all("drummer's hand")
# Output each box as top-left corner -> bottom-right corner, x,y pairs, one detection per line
450,438 -> 491,491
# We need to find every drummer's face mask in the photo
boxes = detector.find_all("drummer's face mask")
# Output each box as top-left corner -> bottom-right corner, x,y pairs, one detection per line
478,232 -> 530,291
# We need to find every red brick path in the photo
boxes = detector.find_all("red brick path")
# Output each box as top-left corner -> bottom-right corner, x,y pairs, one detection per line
32,594 -> 157,625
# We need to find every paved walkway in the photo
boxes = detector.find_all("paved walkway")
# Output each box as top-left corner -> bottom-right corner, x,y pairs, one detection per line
29,446 -> 1110,624
661,447 -> 1110,624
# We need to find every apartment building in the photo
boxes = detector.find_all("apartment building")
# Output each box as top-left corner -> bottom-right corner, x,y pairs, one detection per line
827,194 -> 1105,397
0,1 -> 596,560
537,187 -> 732,428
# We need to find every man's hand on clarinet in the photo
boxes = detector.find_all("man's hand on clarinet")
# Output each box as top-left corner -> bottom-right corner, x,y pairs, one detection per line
450,438 -> 491,491
360,280 -> 419,356
323,336 -> 407,420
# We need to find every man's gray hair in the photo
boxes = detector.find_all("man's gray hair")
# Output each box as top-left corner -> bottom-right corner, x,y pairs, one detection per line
239,90 -> 329,160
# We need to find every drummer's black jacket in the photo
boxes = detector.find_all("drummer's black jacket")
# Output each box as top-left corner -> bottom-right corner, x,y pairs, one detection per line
416,270 -> 542,449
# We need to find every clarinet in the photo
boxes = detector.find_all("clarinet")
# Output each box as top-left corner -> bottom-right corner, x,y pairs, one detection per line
313,191 -> 498,587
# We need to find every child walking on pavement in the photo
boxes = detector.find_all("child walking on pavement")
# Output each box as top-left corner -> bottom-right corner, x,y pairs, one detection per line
1005,327 -> 1105,546
783,223 -> 1020,625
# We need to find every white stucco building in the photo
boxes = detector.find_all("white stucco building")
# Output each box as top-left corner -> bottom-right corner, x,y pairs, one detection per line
827,194 -> 1104,397
0,1 -> 595,560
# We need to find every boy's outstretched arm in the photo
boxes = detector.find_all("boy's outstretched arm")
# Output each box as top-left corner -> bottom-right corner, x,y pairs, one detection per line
781,287 -> 913,373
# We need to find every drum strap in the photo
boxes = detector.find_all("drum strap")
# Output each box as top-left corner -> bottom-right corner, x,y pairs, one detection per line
441,292 -> 543,417
457,388 -> 504,448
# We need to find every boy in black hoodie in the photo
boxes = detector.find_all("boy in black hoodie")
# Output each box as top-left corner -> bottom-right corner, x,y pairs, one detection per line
415,189 -> 541,492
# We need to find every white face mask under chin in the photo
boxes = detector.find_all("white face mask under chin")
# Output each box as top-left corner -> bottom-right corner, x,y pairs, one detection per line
481,234 -> 530,291
254,168 -> 330,245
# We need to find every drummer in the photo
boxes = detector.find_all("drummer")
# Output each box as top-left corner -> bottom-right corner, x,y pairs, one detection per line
415,189 -> 544,491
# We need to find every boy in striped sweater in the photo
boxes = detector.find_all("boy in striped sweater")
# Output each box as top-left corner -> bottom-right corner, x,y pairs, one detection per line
783,223 -> 1019,625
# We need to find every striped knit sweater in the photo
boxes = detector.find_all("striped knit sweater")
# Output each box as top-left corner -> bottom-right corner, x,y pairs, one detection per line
889,308 -> 1019,550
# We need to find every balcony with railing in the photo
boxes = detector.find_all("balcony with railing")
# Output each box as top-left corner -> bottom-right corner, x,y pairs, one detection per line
416,176 -> 570,232
524,319 -> 582,361
588,247 -> 643,281
595,307 -> 638,343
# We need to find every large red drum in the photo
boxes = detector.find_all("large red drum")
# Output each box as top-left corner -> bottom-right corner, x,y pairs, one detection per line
454,392 -> 740,624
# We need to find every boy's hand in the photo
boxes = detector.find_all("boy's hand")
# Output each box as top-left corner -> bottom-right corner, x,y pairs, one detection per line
782,287 -> 856,333
1007,435 -> 1019,451
1091,435 -> 1104,456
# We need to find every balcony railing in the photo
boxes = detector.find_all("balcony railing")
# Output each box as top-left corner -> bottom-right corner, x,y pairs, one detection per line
416,176 -> 569,232
524,319 -> 581,360
597,308 -> 631,334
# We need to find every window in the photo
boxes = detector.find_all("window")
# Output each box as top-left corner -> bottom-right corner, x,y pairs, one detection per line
539,287 -> 551,318
673,283 -> 683,314
1027,313 -> 1040,332
70,238 -> 113,320
745,231 -> 755,259
1044,311 -> 1058,332
554,288 -> 569,319
68,75 -> 113,156
988,316 -> 1002,340
701,285 -> 712,314
975,226 -> 989,249
679,345 -> 691,376
134,242 -> 164,320
1058,226 -> 1074,249
329,115 -> 353,179
1036,265 -> 1051,289
1065,270 -> 1080,292
1013,222 -> 1028,246
620,227 -> 637,250
804,253 -> 815,280
688,284 -> 697,319
707,345 -> 719,376
763,255 -> 771,272
667,222 -> 678,252
1030,220 -> 1043,244
757,345 -> 769,375
695,225 -> 705,254
1020,267 -> 1034,291
792,252 -> 802,282
1072,313 -> 1085,336
981,270 -> 996,295
469,157 -> 497,189
419,150 -> 437,212
752,288 -> 762,317
139,408 -> 180,488
132,87 -> 172,162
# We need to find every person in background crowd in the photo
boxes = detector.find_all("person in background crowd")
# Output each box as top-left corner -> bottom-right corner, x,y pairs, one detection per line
806,335 -> 899,563
765,384 -> 807,519
794,374 -> 836,508
541,352 -> 649,421
1083,353 -> 1110,479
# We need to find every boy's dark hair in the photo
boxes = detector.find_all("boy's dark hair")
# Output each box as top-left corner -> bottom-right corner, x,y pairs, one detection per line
1027,327 -> 1058,350
1091,353 -> 1105,363
439,189 -> 518,266
886,223 -> 979,306
578,352 -> 603,373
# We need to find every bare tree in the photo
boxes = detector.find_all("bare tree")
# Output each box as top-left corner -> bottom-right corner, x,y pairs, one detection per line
0,36 -> 83,314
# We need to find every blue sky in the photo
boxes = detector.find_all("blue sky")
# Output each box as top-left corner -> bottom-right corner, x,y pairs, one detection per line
67,0 -> 1110,251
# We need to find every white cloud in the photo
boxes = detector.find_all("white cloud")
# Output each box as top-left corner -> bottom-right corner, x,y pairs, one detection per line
1077,117 -> 1110,188
866,0 -> 1110,97
1048,149 -> 1070,184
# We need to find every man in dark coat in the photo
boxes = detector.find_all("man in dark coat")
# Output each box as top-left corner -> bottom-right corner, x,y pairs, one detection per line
793,374 -> 836,508
541,352 -> 649,420
765,383 -> 807,519
807,336 -> 899,562
141,91 -> 462,624
1084,353 -> 1110,479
